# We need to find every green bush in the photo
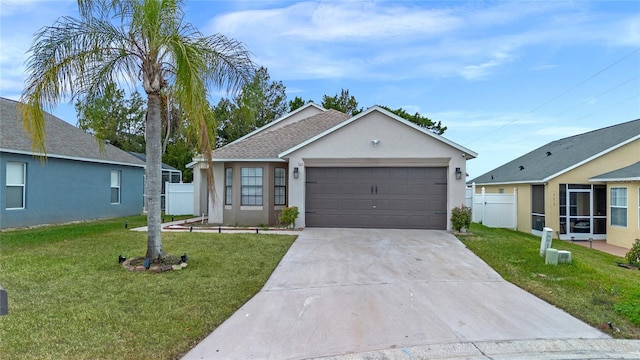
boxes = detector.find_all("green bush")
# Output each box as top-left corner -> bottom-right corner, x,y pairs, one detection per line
279,206 -> 299,229
451,205 -> 472,232
625,239 -> 640,267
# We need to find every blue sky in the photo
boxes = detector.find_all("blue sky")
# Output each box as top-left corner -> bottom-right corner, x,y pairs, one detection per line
1,0 -> 638,178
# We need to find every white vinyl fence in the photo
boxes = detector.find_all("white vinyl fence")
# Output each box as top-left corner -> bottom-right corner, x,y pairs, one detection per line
467,183 -> 517,229
165,182 -> 194,215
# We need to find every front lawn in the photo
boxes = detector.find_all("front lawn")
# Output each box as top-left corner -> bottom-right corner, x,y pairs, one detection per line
459,223 -> 640,339
0,216 -> 296,359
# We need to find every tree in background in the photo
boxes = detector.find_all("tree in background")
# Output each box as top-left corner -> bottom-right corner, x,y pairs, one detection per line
379,105 -> 447,135
320,89 -> 446,134
75,82 -> 146,152
288,96 -> 308,112
321,89 -> 362,116
21,0 -> 253,260
215,67 -> 288,146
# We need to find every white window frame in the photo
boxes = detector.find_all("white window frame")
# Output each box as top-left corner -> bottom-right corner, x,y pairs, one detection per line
6,162 -> 26,210
111,170 -> 121,204
610,187 -> 627,227
241,168 -> 263,206
274,168 -> 286,206
225,168 -> 232,205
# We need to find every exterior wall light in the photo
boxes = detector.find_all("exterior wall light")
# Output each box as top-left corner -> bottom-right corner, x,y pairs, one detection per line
371,139 -> 380,147
455,167 -> 462,180
293,167 -> 299,179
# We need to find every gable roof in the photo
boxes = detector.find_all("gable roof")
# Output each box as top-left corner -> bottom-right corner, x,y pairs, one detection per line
279,106 -> 478,158
127,152 -> 180,172
589,161 -> 640,182
470,119 -> 640,185
0,97 -> 145,167
228,102 -> 326,145
212,109 -> 350,161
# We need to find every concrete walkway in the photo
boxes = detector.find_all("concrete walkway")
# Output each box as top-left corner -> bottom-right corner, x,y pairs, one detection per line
182,228 -> 614,360
566,239 -> 630,257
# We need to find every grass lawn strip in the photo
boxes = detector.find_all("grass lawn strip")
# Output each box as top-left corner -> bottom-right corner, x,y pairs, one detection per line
0,216 -> 295,359
459,224 -> 640,339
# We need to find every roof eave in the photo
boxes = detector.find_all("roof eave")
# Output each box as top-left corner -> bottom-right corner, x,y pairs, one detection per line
212,158 -> 286,163
589,177 -> 640,182
0,148 -> 146,168
469,179 -> 546,186
226,103 -> 327,146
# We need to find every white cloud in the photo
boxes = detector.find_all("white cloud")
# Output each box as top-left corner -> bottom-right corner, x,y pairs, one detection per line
460,49 -> 516,80
205,0 -> 639,83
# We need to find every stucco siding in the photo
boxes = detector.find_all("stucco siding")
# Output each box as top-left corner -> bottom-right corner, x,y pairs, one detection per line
218,161 -> 284,226
286,111 -> 469,231
1,153 -> 143,228
605,183 -> 640,249
552,139 -> 639,184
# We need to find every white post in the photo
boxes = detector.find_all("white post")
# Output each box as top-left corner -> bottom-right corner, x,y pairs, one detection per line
471,182 -> 476,222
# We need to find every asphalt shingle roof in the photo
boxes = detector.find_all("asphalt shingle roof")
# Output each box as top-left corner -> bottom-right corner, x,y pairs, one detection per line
590,161 -> 640,181
213,109 -> 350,159
0,97 -> 145,167
470,119 -> 640,184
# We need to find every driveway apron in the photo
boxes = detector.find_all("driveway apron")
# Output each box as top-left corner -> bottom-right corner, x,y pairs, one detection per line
182,228 -> 607,360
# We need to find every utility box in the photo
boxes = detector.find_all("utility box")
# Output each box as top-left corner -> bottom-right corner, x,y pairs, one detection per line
540,227 -> 553,257
545,248 -> 559,265
0,283 -> 7,316
558,250 -> 572,264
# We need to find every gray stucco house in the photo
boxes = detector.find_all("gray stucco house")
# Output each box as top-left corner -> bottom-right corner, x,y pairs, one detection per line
0,97 -> 145,229
189,103 -> 477,230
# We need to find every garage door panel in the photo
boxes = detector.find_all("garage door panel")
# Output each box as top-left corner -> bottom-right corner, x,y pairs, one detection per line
306,167 -> 447,229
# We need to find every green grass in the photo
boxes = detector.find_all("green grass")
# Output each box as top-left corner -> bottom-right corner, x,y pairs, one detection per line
459,223 -> 640,338
0,216 -> 296,359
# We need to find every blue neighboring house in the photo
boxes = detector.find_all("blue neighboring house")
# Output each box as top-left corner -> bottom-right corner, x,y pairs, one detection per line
0,97 -> 145,229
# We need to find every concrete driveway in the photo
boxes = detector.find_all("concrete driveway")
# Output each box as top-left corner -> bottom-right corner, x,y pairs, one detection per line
183,228 -> 607,360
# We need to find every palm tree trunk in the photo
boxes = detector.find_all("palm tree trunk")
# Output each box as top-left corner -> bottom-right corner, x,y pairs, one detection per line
145,93 -> 164,259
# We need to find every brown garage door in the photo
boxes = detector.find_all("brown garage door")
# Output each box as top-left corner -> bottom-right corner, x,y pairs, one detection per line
305,167 -> 447,229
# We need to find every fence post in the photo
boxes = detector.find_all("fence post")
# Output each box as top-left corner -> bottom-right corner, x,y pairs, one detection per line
471,182 -> 476,222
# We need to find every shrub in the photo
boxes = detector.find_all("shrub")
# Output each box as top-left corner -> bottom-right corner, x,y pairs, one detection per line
451,205 -> 472,232
625,239 -> 640,267
279,206 -> 299,229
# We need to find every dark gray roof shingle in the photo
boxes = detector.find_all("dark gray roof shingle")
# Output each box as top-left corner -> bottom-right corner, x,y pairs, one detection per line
213,109 -> 350,160
590,161 -> 640,181
470,119 -> 640,184
0,97 -> 145,167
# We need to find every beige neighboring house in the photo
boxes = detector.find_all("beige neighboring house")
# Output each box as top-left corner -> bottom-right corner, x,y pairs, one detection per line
469,119 -> 640,249
189,103 -> 477,230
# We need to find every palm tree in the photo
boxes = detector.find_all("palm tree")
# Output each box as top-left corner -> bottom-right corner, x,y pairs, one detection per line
20,0 -> 254,259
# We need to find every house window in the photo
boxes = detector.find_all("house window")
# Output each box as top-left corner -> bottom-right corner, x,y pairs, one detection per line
241,168 -> 263,206
225,168 -> 233,205
6,162 -> 25,209
274,168 -> 286,206
111,170 -> 121,204
610,187 -> 627,227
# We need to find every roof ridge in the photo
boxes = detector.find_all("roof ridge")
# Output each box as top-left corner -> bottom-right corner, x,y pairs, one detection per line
555,118 -> 640,142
